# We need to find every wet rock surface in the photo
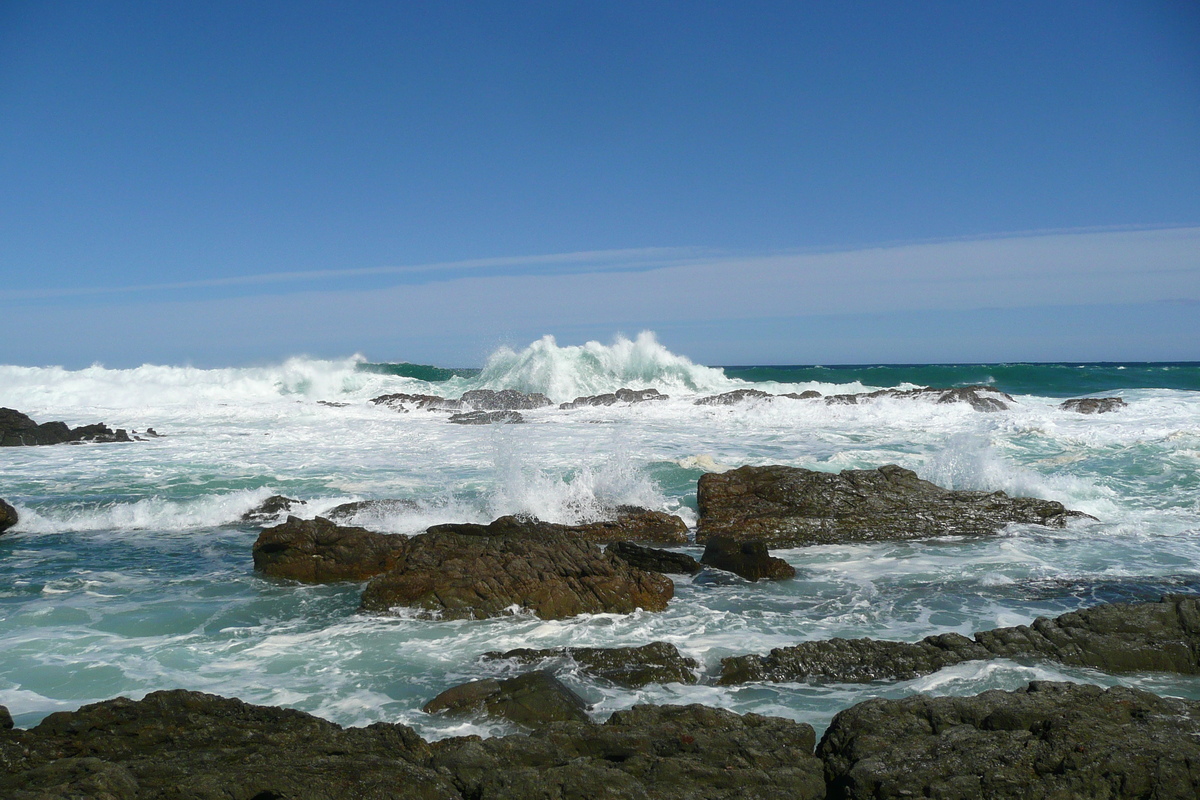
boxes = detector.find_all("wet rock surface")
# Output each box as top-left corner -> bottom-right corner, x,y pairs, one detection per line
323,498 -> 421,523
359,515 -> 674,619
694,388 -> 774,405
697,464 -> 1090,547
692,385 -> 1011,411
700,536 -> 795,581
482,642 -> 700,688
819,681 -> 1200,800
608,541 -> 703,574
241,494 -> 306,522
559,387 -> 668,409
569,506 -> 689,544
252,515 -> 410,583
458,389 -> 553,410
448,409 -> 525,425
0,690 -> 825,800
1,407 -> 133,446
1061,396 -> 1126,413
0,499 -> 17,535
371,392 -> 462,412
423,672 -> 590,727
719,594 -> 1200,684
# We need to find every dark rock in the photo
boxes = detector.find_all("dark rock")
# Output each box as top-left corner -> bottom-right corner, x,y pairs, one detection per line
694,388 -> 774,406
819,681 -> 1200,800
317,400 -> 349,408
253,515 -> 409,583
423,672 -> 589,727
483,641 -> 699,688
0,689 -> 824,800
0,499 -> 17,535
1,407 -> 133,446
608,541 -> 702,574
559,387 -> 669,409
0,689 -> 454,800
570,506 -> 689,544
824,393 -> 859,405
700,536 -> 795,581
371,392 -> 463,412
697,464 -> 1091,547
324,498 -> 420,523
1061,396 -> 1126,414
0,705 -> 11,729
448,410 -> 525,425
143,427 -> 162,437
719,594 -> 1200,684
828,385 -> 1013,411
430,703 -> 825,800
241,494 -> 306,522
359,515 -> 674,619
778,390 -> 823,400
459,389 -> 553,411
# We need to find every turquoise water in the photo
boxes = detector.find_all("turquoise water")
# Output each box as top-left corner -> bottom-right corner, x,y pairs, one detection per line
2,333 -> 1198,738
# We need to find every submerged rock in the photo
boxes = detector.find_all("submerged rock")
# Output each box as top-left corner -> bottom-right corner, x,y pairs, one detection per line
696,463 -> 1090,547
608,541 -> 702,574
700,536 -> 795,581
483,642 -> 699,688
458,389 -> 553,411
0,690 -> 824,800
0,499 -> 17,535
719,594 -> 1200,684
448,410 -> 525,425
1061,396 -> 1126,414
423,672 -> 589,727
560,387 -> 669,409
819,681 -> 1200,800
371,392 -> 463,412
0,408 -> 132,446
241,494 -> 306,522
359,516 -> 674,619
252,515 -> 409,583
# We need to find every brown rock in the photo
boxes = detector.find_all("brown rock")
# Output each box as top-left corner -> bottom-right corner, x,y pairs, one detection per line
700,535 -> 795,581
252,516 -> 409,583
423,672 -> 589,727
608,541 -> 702,574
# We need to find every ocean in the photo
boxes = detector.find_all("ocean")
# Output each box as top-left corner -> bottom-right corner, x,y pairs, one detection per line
2,332 -> 1199,740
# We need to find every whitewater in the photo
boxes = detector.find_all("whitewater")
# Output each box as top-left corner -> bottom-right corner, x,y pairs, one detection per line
2,332 -> 1199,740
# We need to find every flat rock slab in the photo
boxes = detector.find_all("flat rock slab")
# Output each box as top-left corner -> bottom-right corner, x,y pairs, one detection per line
253,515 -> 410,583
482,641 -> 700,687
0,691 -> 824,800
1,407 -> 132,447
819,681 -> 1200,800
432,508 -> 688,545
423,672 -> 589,727
608,541 -> 702,574
697,463 -> 1090,547
719,594 -> 1200,684
359,516 -> 674,619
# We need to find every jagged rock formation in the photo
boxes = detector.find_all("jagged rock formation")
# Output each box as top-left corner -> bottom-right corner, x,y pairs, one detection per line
0,690 -> 825,799
423,672 -> 590,727
371,392 -> 462,412
448,410 -> 525,424
700,536 -> 795,581
1,407 -> 132,446
1061,396 -> 1126,414
240,494 -> 306,522
696,464 -> 1090,547
252,516 -> 410,583
694,388 -> 774,406
608,541 -> 703,574
559,387 -> 668,409
693,385 -> 1011,411
359,516 -> 674,619
371,389 -> 551,417
0,499 -> 17,535
819,681 -> 1200,800
719,594 -> 1200,684
482,642 -> 700,688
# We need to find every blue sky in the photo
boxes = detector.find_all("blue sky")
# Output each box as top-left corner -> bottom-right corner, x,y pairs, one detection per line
2,1 -> 1198,366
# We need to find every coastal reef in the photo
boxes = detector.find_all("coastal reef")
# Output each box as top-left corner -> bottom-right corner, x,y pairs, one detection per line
0,407 -> 132,446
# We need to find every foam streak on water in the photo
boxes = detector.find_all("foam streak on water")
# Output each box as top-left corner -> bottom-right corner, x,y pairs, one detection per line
2,335 -> 1199,737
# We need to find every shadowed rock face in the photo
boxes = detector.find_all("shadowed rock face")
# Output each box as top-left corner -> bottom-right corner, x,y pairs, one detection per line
700,536 -> 795,581
559,387 -> 668,409
359,516 -> 674,619
1,408 -> 132,446
719,594 -> 1200,684
1061,396 -> 1126,414
697,464 -> 1090,547
423,672 -> 590,727
608,541 -> 702,574
0,691 -> 825,800
0,499 -> 17,535
252,516 -> 410,583
482,642 -> 700,688
819,681 -> 1200,800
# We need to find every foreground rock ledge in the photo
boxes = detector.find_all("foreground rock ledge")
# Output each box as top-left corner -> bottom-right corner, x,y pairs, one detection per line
253,515 -> 410,583
720,594 -> 1200,684
0,690 -> 824,800
359,516 -> 674,619
697,464 -> 1091,546
819,681 -> 1200,800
